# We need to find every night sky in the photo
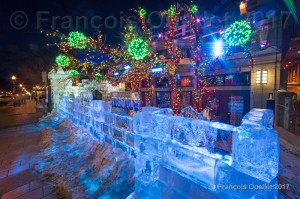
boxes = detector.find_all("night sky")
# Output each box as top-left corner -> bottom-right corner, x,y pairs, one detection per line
0,0 -> 243,91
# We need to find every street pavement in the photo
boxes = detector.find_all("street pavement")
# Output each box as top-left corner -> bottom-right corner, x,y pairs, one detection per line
0,100 -> 58,199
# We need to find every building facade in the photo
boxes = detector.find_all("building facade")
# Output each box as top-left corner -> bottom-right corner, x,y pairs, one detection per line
136,1 -> 287,126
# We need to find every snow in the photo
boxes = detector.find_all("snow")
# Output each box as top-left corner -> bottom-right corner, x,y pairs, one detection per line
35,115 -> 135,198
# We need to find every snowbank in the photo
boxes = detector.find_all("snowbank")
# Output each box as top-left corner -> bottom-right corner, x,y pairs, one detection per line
35,116 -> 135,198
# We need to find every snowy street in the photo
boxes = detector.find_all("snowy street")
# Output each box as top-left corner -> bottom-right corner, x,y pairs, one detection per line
0,100 -> 134,199
0,100 -> 58,199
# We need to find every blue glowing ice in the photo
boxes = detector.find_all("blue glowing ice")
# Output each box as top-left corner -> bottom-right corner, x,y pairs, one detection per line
56,95 -> 280,199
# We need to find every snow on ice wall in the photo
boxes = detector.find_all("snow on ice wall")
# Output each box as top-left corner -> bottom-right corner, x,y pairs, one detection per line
58,97 -> 279,199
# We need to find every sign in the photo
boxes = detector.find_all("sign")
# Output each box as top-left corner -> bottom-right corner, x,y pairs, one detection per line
111,92 -> 140,113
112,98 -> 139,111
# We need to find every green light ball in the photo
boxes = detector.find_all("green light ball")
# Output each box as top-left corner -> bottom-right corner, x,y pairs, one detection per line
55,55 -> 70,68
139,8 -> 146,17
67,31 -> 87,49
168,6 -> 175,16
224,20 -> 252,47
128,38 -> 149,60
190,5 -> 198,14
94,73 -> 103,79
69,70 -> 80,77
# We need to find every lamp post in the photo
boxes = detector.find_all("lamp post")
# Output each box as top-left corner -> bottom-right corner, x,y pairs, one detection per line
11,75 -> 16,98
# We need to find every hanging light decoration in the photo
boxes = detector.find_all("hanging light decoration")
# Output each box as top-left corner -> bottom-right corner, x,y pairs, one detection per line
128,38 -> 149,60
94,73 -> 103,81
190,5 -> 198,14
67,31 -> 87,49
168,5 -> 176,16
139,8 -> 147,18
224,20 -> 252,47
55,54 -> 70,68
69,69 -> 80,78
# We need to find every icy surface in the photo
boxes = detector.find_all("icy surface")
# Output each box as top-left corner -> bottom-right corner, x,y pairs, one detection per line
241,108 -> 274,129
215,160 -> 278,198
181,105 -> 203,119
56,96 -> 282,198
133,112 -> 171,139
233,123 -> 279,183
36,116 -> 135,198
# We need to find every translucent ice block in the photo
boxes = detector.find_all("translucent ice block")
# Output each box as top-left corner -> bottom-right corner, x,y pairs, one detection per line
215,160 -> 278,198
91,100 -> 111,112
152,108 -> 173,115
115,114 -> 133,131
170,116 -> 194,145
104,112 -> 115,125
162,140 -> 219,188
135,152 -> 161,179
125,132 -> 135,148
134,134 -> 164,156
232,124 -> 279,183
181,105 -> 203,119
141,106 -> 161,113
133,113 -> 171,139
111,127 -> 125,142
170,117 -> 218,149
241,108 -> 274,129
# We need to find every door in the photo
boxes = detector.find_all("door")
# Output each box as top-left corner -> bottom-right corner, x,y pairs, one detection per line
284,96 -> 291,129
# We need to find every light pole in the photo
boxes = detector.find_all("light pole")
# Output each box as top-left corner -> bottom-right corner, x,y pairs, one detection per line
11,75 -> 16,98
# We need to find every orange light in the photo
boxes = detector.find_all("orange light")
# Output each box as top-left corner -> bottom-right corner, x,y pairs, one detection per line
11,75 -> 16,80
240,2 -> 247,15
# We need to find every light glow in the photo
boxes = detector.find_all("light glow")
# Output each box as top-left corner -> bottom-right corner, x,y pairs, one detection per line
214,40 -> 223,57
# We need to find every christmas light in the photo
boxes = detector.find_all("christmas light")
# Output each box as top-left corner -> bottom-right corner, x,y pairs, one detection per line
128,38 -> 149,60
214,40 -> 223,57
124,65 -> 131,70
190,5 -> 198,14
94,73 -> 103,81
151,67 -> 163,73
55,54 -> 70,68
69,70 -> 80,78
139,8 -> 146,18
224,20 -> 252,47
168,6 -> 175,16
67,31 -> 87,49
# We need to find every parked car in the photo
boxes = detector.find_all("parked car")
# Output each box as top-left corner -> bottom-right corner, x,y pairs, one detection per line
0,96 -> 13,105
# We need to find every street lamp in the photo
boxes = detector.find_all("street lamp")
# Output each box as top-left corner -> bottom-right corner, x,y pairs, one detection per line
11,75 -> 16,97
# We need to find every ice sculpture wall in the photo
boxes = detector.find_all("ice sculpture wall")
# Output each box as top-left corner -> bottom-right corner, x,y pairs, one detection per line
57,97 -> 279,199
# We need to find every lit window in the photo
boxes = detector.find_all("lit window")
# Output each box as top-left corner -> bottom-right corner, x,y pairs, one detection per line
256,70 -> 268,84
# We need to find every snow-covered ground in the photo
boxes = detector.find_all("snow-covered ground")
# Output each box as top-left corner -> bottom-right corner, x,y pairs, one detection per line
35,115 -> 135,198
33,114 -> 300,198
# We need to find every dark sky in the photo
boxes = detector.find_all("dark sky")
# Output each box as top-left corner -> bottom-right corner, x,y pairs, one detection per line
0,0 -> 240,91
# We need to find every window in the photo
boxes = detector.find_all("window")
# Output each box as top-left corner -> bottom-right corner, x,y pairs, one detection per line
177,76 -> 193,87
155,77 -> 169,88
142,79 -> 150,88
256,70 -> 268,84
202,72 -> 251,87
156,92 -> 172,108
181,48 -> 192,58
225,73 -> 250,86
